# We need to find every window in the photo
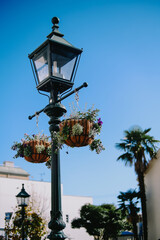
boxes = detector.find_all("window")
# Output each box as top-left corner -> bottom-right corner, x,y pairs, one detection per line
66,214 -> 69,223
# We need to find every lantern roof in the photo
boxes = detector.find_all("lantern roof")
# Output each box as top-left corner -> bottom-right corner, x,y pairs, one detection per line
47,17 -> 73,47
28,17 -> 82,59
16,184 -> 30,199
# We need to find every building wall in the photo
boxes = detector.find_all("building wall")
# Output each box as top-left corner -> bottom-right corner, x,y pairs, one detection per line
62,195 -> 93,240
144,150 -> 160,240
0,177 -> 93,240
0,161 -> 29,180
0,174 -> 28,179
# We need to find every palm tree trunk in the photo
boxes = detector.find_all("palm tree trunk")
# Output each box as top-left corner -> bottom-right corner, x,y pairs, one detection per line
138,171 -> 148,240
132,220 -> 138,240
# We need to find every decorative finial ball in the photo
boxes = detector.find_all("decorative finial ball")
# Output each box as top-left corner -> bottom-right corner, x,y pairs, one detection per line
52,17 -> 60,25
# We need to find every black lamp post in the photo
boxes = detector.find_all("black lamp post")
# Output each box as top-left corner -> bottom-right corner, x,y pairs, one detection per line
16,184 -> 30,240
28,17 -> 86,240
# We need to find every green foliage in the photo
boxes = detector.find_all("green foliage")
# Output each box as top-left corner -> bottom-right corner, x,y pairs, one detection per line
23,144 -> 32,157
116,126 -> 159,172
117,189 -> 140,239
67,103 -> 100,122
5,205 -> 47,240
90,139 -> 105,154
76,108 -> 100,122
118,189 -> 140,214
71,203 -> 127,240
116,126 -> 159,240
60,123 -> 71,140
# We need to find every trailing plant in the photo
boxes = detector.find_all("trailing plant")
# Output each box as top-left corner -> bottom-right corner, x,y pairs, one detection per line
89,139 -> 105,154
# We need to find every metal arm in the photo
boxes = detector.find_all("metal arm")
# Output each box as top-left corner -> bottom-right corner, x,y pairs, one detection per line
28,82 -> 88,120
28,109 -> 44,120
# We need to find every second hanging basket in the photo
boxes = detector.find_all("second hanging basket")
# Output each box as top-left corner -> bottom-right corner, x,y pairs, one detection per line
24,140 -> 50,163
11,133 -> 51,164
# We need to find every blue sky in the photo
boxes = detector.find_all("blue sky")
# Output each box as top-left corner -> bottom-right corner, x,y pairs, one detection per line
1,0 -> 160,206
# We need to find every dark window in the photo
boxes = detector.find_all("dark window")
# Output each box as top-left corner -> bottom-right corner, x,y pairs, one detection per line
66,214 -> 69,223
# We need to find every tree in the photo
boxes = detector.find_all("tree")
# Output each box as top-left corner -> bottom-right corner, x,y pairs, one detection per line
5,204 -> 47,240
116,127 -> 159,240
117,189 -> 140,240
71,203 -> 127,240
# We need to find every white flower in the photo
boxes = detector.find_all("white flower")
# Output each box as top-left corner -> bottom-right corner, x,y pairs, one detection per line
72,123 -> 83,136
35,144 -> 45,153
89,128 -> 99,137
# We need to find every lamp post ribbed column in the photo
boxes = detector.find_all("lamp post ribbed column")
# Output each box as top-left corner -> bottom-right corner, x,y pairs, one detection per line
44,90 -> 67,239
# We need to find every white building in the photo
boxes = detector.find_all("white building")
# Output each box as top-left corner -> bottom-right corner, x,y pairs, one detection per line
0,161 -> 93,240
144,149 -> 160,240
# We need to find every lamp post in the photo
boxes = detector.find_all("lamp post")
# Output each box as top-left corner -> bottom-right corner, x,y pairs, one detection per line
28,17 -> 86,240
16,184 -> 30,240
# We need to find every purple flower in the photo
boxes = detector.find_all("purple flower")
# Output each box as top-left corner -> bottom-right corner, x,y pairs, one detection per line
98,118 -> 103,126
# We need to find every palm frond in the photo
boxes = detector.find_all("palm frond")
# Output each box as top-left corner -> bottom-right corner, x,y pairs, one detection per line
117,153 -> 133,166
115,142 -> 127,150
143,128 -> 151,135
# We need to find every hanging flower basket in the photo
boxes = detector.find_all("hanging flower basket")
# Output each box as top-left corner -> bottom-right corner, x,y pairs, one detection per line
11,134 -> 51,163
51,107 -> 105,154
24,140 -> 50,163
60,119 -> 94,147
46,107 -> 105,168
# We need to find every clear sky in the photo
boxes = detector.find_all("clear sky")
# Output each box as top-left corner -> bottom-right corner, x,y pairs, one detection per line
1,0 -> 160,206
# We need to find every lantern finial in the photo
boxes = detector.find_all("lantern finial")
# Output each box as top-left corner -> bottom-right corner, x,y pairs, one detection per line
47,16 -> 64,38
52,17 -> 60,25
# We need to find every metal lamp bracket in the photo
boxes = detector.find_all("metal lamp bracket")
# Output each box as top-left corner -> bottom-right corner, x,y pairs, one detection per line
28,82 -> 88,120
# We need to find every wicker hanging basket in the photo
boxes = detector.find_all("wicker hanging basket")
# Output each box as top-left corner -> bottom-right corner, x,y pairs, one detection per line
60,119 -> 94,147
24,140 -> 50,163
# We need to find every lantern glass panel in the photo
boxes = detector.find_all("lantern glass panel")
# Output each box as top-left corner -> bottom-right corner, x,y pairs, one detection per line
34,48 -> 48,82
16,196 -> 30,206
16,197 -> 21,206
51,49 -> 77,81
25,196 -> 30,206
21,197 -> 26,205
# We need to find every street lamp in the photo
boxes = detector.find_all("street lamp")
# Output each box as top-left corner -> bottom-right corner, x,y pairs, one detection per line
28,17 -> 86,240
16,184 -> 30,240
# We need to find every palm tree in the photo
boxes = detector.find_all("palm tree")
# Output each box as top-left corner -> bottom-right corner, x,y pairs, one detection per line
117,189 -> 140,240
116,127 -> 159,240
